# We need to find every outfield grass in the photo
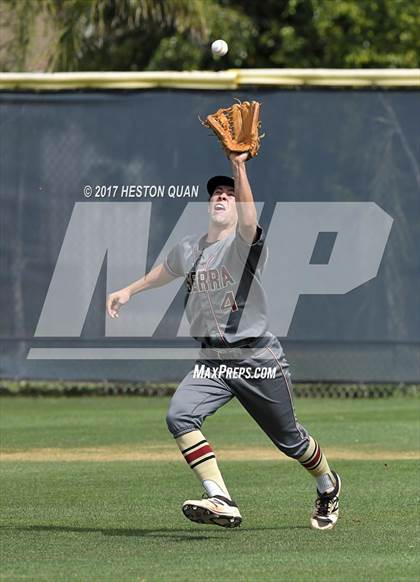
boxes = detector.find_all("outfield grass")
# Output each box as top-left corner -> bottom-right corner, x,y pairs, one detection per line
1,397 -> 419,581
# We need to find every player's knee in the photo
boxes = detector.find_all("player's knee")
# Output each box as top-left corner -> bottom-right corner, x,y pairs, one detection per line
166,405 -> 201,437
165,408 -> 179,435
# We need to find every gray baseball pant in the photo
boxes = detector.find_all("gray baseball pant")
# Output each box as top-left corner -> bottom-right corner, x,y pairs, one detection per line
166,337 -> 310,459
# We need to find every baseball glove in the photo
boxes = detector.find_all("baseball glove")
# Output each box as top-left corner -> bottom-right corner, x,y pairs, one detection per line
201,100 -> 263,158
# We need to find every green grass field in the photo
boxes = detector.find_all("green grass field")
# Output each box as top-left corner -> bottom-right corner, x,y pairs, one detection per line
1,397 -> 419,581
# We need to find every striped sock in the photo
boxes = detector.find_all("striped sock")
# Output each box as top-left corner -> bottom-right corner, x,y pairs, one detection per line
298,436 -> 335,493
176,430 -> 231,499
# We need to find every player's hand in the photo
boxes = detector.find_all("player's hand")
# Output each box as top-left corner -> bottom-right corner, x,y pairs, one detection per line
229,151 -> 249,164
106,288 -> 131,319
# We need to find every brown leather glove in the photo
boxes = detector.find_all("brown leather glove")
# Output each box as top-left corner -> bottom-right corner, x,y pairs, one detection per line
202,100 -> 263,158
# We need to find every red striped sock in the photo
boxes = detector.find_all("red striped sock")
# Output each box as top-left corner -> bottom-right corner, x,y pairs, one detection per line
175,430 -> 231,499
298,436 -> 333,481
181,438 -> 216,469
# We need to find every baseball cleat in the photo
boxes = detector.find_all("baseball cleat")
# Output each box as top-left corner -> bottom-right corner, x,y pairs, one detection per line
310,470 -> 341,531
182,494 -> 242,528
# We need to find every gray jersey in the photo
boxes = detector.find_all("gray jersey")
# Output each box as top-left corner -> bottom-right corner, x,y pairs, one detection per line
164,226 -> 269,348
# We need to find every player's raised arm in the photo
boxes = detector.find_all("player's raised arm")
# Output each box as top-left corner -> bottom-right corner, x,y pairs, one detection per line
229,151 -> 258,244
202,99 -> 262,244
106,263 -> 179,319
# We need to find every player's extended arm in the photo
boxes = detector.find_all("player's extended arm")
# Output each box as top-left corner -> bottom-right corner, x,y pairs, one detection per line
106,263 -> 178,319
229,152 -> 258,243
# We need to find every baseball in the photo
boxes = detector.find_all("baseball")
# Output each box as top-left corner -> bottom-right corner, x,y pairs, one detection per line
211,39 -> 228,57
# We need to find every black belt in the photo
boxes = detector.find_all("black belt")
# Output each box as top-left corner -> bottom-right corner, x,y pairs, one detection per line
199,336 -> 273,360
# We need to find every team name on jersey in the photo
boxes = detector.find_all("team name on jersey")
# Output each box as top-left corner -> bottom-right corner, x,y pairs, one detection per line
186,266 -> 235,293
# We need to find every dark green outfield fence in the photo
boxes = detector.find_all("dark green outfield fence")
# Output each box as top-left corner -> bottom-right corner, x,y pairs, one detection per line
1,77 -> 419,386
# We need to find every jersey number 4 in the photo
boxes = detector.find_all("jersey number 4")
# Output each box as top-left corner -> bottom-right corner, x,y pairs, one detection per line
221,291 -> 238,312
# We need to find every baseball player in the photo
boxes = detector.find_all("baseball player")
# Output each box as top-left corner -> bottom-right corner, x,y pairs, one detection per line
107,152 -> 341,530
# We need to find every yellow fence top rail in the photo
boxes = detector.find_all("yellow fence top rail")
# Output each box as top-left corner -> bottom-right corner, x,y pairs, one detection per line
0,69 -> 419,90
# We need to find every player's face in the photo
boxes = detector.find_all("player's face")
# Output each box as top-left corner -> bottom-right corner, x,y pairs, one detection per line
208,185 -> 237,226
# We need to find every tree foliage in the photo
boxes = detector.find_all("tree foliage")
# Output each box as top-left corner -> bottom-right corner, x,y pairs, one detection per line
1,0 -> 418,71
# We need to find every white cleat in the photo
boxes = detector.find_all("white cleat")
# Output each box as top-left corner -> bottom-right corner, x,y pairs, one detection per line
182,495 -> 242,528
310,471 -> 341,531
